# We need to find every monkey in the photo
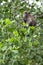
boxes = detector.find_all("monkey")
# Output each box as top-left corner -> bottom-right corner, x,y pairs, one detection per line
23,11 -> 36,26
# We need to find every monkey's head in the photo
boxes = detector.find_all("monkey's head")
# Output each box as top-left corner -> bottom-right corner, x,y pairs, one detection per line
24,11 -> 30,17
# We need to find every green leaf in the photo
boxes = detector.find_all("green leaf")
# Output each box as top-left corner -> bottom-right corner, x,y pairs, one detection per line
4,18 -> 11,25
8,38 -> 14,42
4,0 -> 8,2
33,40 -> 39,46
0,42 -> 3,48
30,26 -> 35,30
13,30 -> 19,37
21,28 -> 26,33
33,35 -> 37,38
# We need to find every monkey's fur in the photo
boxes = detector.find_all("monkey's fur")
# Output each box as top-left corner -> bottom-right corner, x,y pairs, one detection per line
23,11 -> 36,26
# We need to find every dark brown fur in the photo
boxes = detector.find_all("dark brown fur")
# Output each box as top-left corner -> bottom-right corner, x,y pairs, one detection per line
23,11 -> 36,26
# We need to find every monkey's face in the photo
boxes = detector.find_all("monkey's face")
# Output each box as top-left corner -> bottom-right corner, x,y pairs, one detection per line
23,11 -> 29,23
23,12 -> 32,24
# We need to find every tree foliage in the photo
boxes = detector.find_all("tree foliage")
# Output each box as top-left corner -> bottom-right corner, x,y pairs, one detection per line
0,0 -> 43,65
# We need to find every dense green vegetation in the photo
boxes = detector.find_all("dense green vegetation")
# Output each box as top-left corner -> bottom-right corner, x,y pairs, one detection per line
0,0 -> 43,65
